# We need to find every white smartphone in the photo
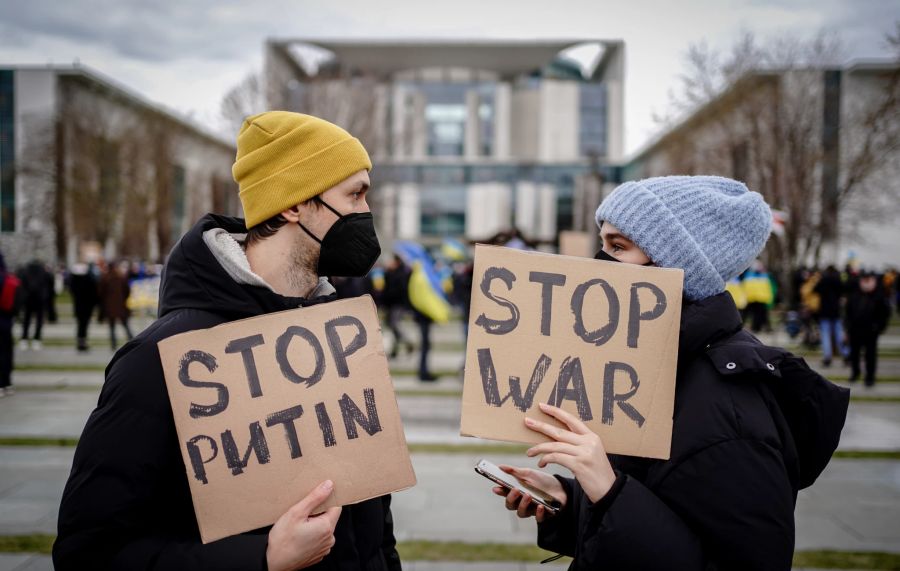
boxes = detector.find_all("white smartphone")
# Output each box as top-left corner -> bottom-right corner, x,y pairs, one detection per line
475,459 -> 561,514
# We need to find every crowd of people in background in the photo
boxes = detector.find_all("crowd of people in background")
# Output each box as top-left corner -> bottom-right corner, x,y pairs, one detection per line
727,260 -> 898,387
794,264 -> 896,387
333,245 -> 475,383
0,254 -> 163,397
57,259 -> 161,353
0,243 -> 898,393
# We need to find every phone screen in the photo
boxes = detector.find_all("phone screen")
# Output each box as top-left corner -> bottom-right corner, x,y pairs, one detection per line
475,459 -> 560,513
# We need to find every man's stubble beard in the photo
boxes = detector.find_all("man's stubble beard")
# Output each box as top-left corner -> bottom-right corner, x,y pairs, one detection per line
286,232 -> 321,295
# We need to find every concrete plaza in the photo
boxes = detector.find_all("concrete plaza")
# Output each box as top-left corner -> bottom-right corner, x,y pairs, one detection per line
1,317 -> 899,570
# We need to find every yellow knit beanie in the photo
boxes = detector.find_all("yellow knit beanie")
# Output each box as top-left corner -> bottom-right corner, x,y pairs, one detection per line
232,111 -> 372,228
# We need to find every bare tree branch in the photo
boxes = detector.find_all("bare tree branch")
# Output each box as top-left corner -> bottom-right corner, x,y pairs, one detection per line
220,71 -> 266,135
654,27 -> 900,297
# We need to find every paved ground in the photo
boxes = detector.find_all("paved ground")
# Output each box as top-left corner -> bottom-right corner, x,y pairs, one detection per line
0,558 -> 855,571
1,315 -> 899,570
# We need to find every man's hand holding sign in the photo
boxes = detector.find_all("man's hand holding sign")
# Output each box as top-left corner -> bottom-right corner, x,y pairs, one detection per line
267,479 -> 341,570
461,244 -> 683,516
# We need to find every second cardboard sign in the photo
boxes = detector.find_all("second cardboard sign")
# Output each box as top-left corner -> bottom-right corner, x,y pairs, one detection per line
460,245 -> 684,460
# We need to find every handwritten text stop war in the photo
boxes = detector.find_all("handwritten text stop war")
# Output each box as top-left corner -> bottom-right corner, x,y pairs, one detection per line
474,267 -> 669,427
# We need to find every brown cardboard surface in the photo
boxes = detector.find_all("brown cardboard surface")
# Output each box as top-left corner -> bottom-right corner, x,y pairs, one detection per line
158,295 -> 416,543
460,245 -> 683,460
558,231 -> 595,258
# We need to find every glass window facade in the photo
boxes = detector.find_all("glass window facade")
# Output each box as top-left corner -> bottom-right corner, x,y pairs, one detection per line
579,82 -> 607,157
366,61 -> 620,240
399,80 -> 498,157
420,185 -> 466,236
476,83 -> 495,156
419,166 -> 466,236
372,163 -> 618,239
0,70 -> 15,233
421,83 -> 468,156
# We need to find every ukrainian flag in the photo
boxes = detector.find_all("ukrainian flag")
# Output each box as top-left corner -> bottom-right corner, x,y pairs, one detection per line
369,266 -> 385,293
743,272 -> 774,305
440,238 -> 469,262
725,277 -> 747,310
394,241 -> 452,323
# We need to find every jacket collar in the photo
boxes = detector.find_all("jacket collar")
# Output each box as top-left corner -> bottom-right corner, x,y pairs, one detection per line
677,292 -> 744,365
158,213 -> 336,320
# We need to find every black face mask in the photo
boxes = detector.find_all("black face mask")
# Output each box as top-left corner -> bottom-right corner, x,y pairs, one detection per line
298,198 -> 381,277
594,249 -> 654,266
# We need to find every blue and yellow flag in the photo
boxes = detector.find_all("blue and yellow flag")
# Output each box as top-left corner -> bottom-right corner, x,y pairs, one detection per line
369,266 -> 385,293
440,238 -> 469,262
394,241 -> 452,323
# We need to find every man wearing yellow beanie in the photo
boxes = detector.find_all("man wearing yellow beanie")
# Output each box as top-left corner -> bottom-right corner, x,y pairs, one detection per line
235,110 -> 381,294
55,112 -> 398,571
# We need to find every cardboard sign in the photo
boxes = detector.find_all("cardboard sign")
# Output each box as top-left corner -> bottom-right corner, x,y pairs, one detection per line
158,296 -> 416,543
460,245 -> 684,460
558,231 -> 594,258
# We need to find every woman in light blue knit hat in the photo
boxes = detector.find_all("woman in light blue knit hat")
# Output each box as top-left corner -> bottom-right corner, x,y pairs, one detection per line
495,176 -> 849,570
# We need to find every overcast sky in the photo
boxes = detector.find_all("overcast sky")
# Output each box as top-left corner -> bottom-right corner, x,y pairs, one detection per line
1,0 -> 896,155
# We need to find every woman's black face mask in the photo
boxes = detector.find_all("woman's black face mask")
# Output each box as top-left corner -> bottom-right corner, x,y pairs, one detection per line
297,197 -> 381,277
594,249 -> 654,266
595,249 -> 620,263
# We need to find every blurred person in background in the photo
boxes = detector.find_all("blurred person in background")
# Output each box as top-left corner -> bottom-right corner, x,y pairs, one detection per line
331,275 -> 369,300
413,299 -> 437,382
383,254 -> 414,359
98,259 -> 133,350
815,265 -> 849,367
46,263 -> 60,325
799,267 -> 822,348
883,268 -> 898,314
67,262 -> 99,352
0,251 -> 19,396
742,260 -> 774,333
845,271 -> 891,387
17,259 -> 53,351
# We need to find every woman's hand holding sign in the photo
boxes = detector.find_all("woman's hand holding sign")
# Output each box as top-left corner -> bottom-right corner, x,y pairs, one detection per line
525,402 -> 617,504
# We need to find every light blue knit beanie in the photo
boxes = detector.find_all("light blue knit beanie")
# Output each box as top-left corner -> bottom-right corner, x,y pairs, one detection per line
595,175 -> 772,301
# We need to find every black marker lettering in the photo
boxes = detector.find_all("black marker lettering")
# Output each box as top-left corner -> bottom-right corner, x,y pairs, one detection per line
221,422 -> 271,476
571,278 -> 619,346
324,315 -> 367,378
602,361 -> 645,427
178,350 -> 228,418
225,334 -> 266,398
474,266 -> 520,335
276,326 -> 325,387
627,282 -> 667,349
315,402 -> 337,447
546,357 -> 593,421
186,435 -> 218,485
529,271 -> 566,336
339,389 -> 382,439
477,348 -> 552,412
265,404 -> 304,459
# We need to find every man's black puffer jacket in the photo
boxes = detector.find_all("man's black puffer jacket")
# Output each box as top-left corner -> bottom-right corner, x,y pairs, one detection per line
54,214 -> 402,571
